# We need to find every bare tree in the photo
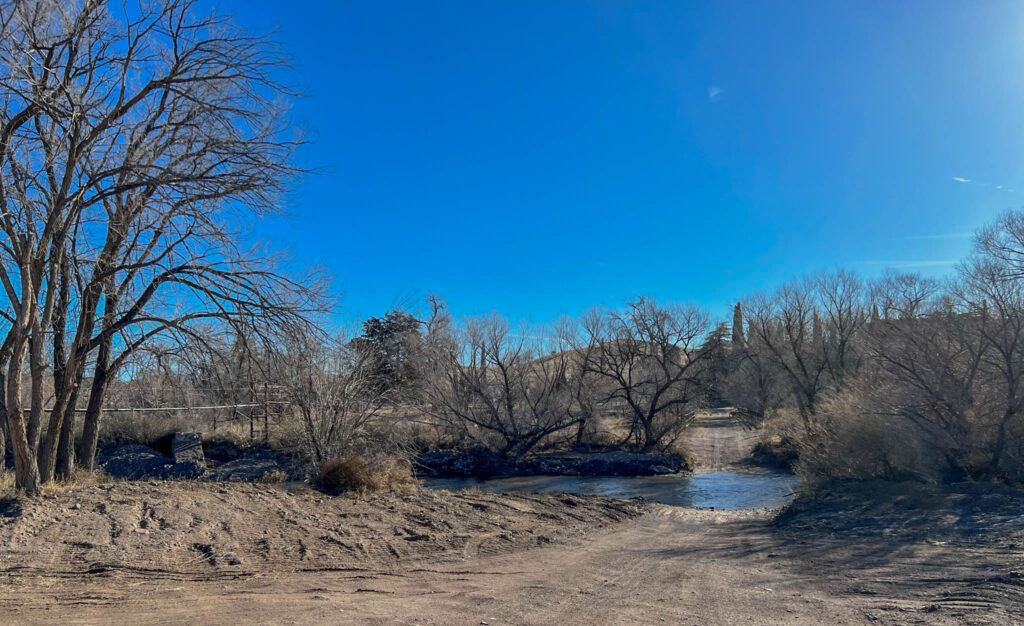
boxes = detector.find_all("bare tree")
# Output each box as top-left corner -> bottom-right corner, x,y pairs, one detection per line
555,316 -> 604,447
425,314 -> 580,459
580,297 -> 711,452
0,0 -> 323,493
835,238 -> 1024,480
743,270 -> 867,435
864,272 -> 981,473
278,332 -> 392,469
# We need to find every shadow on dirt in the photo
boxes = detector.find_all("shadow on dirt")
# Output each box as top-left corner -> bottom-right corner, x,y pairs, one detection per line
646,481 -> 1024,623
0,496 -> 21,518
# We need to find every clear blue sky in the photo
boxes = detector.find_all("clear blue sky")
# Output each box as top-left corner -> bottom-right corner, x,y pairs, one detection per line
210,0 -> 1024,324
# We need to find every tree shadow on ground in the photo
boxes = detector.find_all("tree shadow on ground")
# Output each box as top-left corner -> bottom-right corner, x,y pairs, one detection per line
0,496 -> 21,518
642,482 -> 1024,623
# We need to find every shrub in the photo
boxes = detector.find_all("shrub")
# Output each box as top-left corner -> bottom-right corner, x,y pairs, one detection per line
793,394 -> 952,484
318,456 -> 414,494
749,435 -> 799,470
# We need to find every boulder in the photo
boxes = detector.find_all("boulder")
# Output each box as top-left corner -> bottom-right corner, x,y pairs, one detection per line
171,432 -> 205,465
208,450 -> 302,482
98,444 -> 206,480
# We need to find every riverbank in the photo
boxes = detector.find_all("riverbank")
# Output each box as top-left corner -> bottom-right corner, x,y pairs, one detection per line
415,448 -> 688,478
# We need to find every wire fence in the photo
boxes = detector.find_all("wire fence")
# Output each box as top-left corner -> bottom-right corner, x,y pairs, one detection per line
22,383 -> 289,443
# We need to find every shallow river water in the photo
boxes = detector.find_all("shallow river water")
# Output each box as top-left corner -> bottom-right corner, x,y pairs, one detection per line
424,470 -> 798,510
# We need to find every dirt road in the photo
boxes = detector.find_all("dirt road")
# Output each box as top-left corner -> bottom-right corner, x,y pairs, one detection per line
0,506 -> 863,625
681,409 -> 761,470
9,497 -> 1018,625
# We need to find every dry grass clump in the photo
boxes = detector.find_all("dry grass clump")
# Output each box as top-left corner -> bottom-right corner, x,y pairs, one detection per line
0,468 -> 111,498
41,468 -> 113,495
0,470 -> 14,497
318,456 -> 415,494
254,469 -> 290,484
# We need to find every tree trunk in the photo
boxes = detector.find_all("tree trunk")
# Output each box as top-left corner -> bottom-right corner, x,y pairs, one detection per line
55,391 -> 79,479
78,384 -> 106,472
990,409 -> 1013,478
53,259 -> 76,480
0,369 -> 7,470
7,334 -> 40,495
26,332 -> 45,454
78,336 -> 112,471
640,411 -> 657,452
38,376 -> 76,484
0,401 -> 7,470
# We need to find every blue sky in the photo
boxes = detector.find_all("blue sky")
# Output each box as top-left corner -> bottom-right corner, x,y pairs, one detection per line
209,0 -> 1024,324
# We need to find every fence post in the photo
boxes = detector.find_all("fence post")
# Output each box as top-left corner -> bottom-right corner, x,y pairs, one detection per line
249,386 -> 255,444
263,382 -> 269,444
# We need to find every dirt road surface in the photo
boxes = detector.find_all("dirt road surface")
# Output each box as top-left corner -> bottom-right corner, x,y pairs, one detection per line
8,499 -> 1019,625
0,507 -> 865,625
681,409 -> 761,470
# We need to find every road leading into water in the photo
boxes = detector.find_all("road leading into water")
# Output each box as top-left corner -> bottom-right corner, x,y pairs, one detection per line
7,412 -> 999,625
8,505 -> 882,625
681,409 -> 762,471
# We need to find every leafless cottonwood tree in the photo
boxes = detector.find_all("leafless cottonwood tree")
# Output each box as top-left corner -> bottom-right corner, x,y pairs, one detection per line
553,317 -> 604,447
425,314 -> 580,459
747,215 -> 1024,482
725,342 -> 784,422
742,270 -> 867,435
579,297 -> 711,452
0,0 -> 323,493
720,303 -> 784,423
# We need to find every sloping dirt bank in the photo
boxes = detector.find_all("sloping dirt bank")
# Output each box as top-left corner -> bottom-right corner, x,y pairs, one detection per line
774,480 -> 1024,623
0,482 -> 641,580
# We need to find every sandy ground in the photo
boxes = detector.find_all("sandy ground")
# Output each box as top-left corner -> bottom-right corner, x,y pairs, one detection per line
1,415 -> 1021,624
5,496 -> 1020,625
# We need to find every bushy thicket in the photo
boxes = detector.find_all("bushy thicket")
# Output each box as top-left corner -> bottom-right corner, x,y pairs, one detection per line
318,456 -> 414,494
726,210 -> 1024,485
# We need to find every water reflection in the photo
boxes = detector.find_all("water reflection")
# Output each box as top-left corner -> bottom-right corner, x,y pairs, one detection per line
425,470 -> 798,510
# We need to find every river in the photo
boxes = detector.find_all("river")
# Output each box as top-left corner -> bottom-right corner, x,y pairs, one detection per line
424,469 -> 798,510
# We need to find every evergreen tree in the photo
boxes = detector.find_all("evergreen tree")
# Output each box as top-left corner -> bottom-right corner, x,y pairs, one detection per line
731,302 -> 745,346
354,310 -> 424,394
699,322 -> 731,406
